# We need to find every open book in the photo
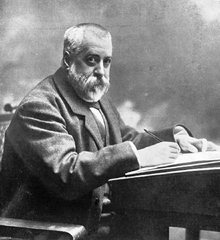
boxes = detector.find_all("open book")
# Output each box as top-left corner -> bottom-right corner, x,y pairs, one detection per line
126,151 -> 220,177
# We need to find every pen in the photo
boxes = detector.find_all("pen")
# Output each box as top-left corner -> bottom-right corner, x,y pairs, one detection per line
144,129 -> 183,155
144,129 -> 163,142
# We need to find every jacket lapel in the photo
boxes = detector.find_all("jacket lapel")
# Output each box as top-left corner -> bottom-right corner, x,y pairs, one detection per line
52,68 -> 104,149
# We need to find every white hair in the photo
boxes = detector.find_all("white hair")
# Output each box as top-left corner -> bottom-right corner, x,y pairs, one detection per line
61,23 -> 111,68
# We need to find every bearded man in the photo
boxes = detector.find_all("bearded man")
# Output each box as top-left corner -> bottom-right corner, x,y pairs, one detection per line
1,23 -> 218,239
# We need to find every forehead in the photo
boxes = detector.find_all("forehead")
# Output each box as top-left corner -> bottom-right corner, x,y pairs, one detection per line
79,32 -> 112,57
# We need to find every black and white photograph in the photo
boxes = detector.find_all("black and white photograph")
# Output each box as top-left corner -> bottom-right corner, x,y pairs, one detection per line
1,1 -> 220,239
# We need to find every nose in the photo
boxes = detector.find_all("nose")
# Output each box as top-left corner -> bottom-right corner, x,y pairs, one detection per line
94,61 -> 105,78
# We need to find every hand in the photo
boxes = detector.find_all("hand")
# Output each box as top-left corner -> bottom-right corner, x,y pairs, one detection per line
175,135 -> 219,153
137,142 -> 181,168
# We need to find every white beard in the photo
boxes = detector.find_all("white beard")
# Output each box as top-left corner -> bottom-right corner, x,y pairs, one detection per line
67,64 -> 110,102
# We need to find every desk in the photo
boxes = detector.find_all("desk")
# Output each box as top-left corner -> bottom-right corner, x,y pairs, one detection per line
109,171 -> 220,240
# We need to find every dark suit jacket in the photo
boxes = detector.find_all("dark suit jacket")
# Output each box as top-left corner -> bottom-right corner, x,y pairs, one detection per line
0,68 -> 178,232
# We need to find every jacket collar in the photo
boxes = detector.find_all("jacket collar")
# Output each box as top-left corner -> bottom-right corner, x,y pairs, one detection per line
52,68 -> 121,148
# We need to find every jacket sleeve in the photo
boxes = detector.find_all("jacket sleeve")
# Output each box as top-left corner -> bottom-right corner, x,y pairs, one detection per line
6,99 -> 139,201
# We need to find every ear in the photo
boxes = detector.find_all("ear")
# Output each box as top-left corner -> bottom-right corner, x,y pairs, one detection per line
63,51 -> 72,69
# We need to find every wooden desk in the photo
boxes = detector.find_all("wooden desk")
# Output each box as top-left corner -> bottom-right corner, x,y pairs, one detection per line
109,171 -> 220,240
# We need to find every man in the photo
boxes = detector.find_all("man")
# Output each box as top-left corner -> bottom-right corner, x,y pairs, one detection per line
0,23 -> 218,239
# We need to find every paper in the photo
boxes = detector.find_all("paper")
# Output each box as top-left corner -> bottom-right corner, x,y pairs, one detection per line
125,151 -> 220,177
176,151 -> 220,163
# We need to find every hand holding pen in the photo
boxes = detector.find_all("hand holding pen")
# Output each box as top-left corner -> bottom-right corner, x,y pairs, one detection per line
144,128 -> 219,154
135,129 -> 181,167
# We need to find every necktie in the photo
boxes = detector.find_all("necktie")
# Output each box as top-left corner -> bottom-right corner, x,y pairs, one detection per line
87,102 -> 106,145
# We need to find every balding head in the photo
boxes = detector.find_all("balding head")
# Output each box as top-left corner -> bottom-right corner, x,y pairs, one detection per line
61,23 -> 112,68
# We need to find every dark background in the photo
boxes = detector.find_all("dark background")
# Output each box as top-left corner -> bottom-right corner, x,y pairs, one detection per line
1,0 -> 220,143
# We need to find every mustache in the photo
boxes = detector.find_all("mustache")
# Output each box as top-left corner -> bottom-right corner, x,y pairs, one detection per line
86,75 -> 110,90
68,70 -> 110,92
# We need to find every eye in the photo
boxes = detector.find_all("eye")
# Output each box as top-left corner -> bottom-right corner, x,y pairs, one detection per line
86,55 -> 99,65
104,57 -> 112,67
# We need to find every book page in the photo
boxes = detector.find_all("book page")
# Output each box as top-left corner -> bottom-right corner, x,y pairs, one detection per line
126,151 -> 220,176
176,151 -> 220,163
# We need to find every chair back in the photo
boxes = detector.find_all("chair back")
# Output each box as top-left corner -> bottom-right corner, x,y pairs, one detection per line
0,114 -> 13,167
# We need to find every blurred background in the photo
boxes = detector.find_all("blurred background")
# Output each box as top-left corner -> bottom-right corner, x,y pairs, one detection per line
1,0 -> 220,144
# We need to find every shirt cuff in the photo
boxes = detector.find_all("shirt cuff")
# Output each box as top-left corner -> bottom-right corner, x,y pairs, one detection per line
128,141 -> 139,160
173,125 -> 189,135
173,124 -> 194,137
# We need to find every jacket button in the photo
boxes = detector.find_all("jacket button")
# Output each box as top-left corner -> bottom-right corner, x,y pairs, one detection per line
94,198 -> 99,206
